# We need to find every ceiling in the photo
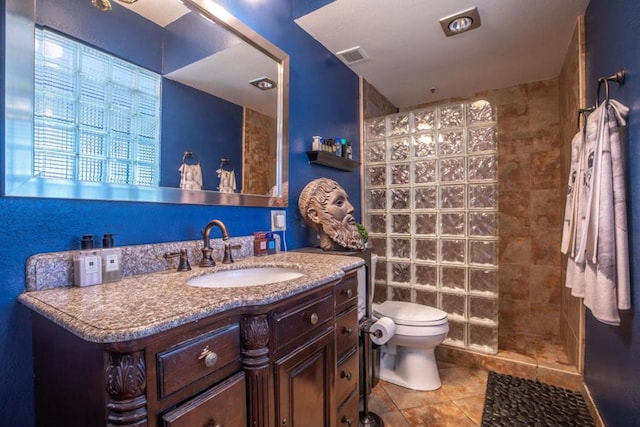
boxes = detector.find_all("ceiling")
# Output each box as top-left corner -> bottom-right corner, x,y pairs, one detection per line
295,0 -> 590,109
118,0 -> 278,117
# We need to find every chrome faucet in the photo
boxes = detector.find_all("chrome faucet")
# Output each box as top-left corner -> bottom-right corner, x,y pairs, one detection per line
200,219 -> 234,267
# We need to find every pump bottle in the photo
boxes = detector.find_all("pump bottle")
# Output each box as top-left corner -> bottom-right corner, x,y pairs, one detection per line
73,235 -> 102,287
101,234 -> 123,283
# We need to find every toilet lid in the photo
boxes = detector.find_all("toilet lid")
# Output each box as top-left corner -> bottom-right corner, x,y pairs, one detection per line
373,301 -> 448,326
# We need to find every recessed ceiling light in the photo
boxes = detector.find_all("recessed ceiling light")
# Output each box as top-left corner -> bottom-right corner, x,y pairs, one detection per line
249,77 -> 277,90
440,7 -> 481,37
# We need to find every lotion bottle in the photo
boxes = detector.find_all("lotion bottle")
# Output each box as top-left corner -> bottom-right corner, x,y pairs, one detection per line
101,234 -> 123,283
73,235 -> 102,287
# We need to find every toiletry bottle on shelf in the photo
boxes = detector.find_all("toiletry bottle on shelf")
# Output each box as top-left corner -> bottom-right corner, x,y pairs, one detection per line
101,233 -> 123,283
345,140 -> 353,159
312,135 -> 322,151
335,138 -> 343,157
73,235 -> 102,287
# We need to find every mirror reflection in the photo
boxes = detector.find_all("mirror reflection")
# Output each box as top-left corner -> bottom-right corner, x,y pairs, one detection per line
5,0 -> 288,206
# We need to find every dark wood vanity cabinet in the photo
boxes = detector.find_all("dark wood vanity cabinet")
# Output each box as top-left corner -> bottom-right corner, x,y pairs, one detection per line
334,273 -> 360,427
29,270 -> 361,427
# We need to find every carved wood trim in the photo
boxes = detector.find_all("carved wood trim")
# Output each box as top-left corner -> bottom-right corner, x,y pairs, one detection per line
241,314 -> 271,427
105,351 -> 148,426
242,314 -> 269,350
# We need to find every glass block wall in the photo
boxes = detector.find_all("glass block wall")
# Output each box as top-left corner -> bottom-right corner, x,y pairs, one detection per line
363,100 -> 499,354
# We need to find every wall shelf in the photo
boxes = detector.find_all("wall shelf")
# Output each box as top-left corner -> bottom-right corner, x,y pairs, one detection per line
306,151 -> 360,172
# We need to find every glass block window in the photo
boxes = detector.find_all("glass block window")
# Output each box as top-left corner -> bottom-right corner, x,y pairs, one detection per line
34,28 -> 161,186
364,100 -> 498,354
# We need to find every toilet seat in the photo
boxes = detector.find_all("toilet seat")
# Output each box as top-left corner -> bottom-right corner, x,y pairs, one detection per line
373,301 -> 448,326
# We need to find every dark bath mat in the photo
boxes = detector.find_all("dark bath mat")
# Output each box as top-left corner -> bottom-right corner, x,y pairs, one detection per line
481,371 -> 594,427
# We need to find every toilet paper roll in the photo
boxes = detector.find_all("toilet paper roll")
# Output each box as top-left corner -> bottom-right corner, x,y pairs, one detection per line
369,316 -> 396,346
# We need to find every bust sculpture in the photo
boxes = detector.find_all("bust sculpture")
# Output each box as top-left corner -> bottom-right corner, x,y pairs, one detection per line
298,178 -> 365,251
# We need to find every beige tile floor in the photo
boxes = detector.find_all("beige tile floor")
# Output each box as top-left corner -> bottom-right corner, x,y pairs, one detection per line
366,338 -> 581,426
367,363 -> 488,427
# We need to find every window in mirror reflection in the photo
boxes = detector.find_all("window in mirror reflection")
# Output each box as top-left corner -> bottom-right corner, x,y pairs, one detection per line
34,27 -> 162,186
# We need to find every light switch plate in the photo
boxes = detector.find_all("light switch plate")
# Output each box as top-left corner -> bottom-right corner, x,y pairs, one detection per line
271,210 -> 286,231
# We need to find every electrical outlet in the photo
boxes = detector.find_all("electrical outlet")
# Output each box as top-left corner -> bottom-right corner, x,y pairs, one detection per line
271,210 -> 286,231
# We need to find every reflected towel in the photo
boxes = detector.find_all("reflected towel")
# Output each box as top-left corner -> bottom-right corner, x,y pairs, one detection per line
217,168 -> 237,193
179,163 -> 202,190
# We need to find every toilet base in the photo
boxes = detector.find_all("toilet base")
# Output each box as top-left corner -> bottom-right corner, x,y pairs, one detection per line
379,346 -> 442,391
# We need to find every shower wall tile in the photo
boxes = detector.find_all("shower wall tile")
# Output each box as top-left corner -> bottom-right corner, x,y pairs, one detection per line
498,264 -> 530,300
530,265 -> 562,304
531,148 -> 561,189
363,79 -> 398,120
499,236 -> 532,265
531,225 -> 561,266
528,302 -> 561,338
498,299 -> 530,337
528,80 -> 560,133
531,189 -> 563,227
499,153 -> 531,190
498,191 -> 531,237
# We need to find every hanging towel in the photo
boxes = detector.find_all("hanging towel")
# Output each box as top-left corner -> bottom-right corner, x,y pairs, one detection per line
217,168 -> 237,193
561,130 -> 585,255
179,163 -> 203,190
570,99 -> 630,325
561,129 -> 587,297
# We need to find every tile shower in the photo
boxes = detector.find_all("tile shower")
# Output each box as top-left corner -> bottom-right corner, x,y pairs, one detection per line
364,101 -> 499,354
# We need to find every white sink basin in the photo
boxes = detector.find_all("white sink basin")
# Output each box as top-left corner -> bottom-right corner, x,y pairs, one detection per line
187,267 -> 305,288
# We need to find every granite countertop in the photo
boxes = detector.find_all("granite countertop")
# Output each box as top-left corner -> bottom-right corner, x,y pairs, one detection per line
18,252 -> 364,344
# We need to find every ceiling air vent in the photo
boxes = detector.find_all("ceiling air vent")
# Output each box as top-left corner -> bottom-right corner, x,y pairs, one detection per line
336,46 -> 369,65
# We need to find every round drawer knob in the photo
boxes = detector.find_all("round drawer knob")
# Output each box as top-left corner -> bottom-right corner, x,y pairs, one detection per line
341,371 -> 352,381
199,346 -> 218,368
342,416 -> 353,426
343,327 -> 353,335
344,289 -> 353,298
207,420 -> 223,427
309,313 -> 319,325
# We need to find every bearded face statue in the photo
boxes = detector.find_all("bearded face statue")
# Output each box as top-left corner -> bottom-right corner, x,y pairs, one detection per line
298,178 -> 365,252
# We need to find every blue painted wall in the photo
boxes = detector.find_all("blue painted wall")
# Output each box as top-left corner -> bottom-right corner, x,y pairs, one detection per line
584,0 -> 640,425
0,0 -> 360,425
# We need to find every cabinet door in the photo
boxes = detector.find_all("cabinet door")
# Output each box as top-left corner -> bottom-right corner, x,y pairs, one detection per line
275,331 -> 335,427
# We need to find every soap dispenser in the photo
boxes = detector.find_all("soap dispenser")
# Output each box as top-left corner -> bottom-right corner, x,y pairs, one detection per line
73,235 -> 102,287
101,234 -> 123,283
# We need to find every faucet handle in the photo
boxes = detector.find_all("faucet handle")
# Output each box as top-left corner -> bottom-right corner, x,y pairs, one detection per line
164,248 -> 192,272
222,243 -> 234,264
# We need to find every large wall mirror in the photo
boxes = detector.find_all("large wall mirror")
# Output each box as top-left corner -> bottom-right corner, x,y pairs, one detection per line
4,0 -> 289,206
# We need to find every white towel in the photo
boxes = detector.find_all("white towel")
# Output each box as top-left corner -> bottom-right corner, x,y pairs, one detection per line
217,168 -> 237,193
179,163 -> 203,190
570,99 -> 630,325
561,131 -> 584,255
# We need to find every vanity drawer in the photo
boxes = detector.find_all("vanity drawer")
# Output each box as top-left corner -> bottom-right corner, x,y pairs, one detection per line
161,371 -> 247,427
272,291 -> 334,353
336,306 -> 358,360
335,273 -> 358,311
157,323 -> 241,398
336,349 -> 359,406
337,389 -> 359,427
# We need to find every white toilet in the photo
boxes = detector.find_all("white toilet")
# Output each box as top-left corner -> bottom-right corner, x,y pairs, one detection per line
373,300 -> 449,391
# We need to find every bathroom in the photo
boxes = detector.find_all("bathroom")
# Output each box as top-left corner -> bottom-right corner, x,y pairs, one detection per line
1,0 -> 639,426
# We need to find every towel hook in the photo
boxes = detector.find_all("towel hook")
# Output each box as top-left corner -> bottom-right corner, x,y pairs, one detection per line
219,157 -> 232,170
182,150 -> 199,164
576,106 -> 595,131
596,68 -> 625,106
